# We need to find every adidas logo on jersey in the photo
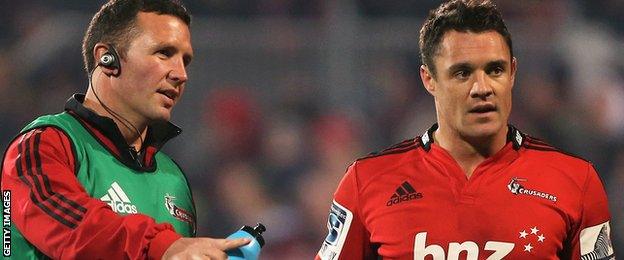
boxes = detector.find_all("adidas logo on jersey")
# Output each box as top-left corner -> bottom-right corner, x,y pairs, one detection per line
386,181 -> 422,206
100,182 -> 138,214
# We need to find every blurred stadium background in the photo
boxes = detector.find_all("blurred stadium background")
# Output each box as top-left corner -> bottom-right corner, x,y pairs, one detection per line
0,0 -> 622,258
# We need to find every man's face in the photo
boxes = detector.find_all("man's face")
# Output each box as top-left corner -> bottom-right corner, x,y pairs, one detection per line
111,12 -> 193,123
421,30 -> 516,139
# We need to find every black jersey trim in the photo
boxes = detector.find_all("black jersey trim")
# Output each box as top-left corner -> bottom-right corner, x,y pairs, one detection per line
16,130 -> 83,228
523,137 -> 590,163
524,144 -> 558,151
386,139 -> 418,151
420,124 -> 436,151
32,130 -> 87,214
372,144 -> 421,157
526,138 -> 550,146
0,125 -> 83,230
358,138 -> 421,160
371,242 -> 381,259
33,131 -> 87,216
31,131 -> 86,220
20,124 -> 82,179
525,138 -> 557,150
420,123 -> 525,151
30,193 -> 77,229
507,124 -> 525,150
525,138 -> 557,149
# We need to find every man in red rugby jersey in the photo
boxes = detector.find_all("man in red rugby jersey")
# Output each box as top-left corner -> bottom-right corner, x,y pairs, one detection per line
316,0 -> 614,259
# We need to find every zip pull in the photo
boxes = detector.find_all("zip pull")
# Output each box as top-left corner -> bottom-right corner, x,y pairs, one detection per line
128,147 -> 143,168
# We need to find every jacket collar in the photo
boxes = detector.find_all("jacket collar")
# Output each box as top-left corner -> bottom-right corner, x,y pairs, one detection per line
64,93 -> 182,171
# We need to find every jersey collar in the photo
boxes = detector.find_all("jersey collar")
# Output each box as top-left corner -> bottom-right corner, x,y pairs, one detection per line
420,123 -> 525,152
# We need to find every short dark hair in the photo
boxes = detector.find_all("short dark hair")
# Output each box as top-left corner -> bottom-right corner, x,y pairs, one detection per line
419,0 -> 512,77
82,0 -> 191,75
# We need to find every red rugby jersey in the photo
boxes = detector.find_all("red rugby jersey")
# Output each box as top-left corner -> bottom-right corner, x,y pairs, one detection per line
316,124 -> 614,260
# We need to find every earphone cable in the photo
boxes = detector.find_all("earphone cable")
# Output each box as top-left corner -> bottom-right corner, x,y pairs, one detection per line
89,65 -> 145,151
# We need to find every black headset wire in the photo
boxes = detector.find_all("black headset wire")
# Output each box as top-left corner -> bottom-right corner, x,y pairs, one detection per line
89,64 -> 145,152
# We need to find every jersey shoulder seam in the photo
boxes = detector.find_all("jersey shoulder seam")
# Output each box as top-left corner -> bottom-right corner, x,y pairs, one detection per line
356,137 -> 421,162
522,135 -> 590,163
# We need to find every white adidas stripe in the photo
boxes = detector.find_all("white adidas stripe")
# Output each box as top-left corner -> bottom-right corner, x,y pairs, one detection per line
100,182 -> 132,203
108,187 -> 121,202
111,182 -> 131,203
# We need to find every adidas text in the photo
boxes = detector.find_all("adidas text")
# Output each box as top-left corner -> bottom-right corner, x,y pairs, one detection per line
386,193 -> 423,206
105,201 -> 138,214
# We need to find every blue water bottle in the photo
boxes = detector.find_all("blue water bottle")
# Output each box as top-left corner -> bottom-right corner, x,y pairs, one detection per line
226,223 -> 266,260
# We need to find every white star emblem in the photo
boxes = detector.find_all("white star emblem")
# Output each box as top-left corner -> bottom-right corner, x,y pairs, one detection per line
530,226 -> 539,234
537,234 -> 545,242
524,243 -> 533,252
519,230 -> 528,238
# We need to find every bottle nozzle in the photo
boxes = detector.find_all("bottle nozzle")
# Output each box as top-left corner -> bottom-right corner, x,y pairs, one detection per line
254,223 -> 266,234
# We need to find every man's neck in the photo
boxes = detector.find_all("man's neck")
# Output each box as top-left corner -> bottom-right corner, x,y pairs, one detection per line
83,90 -> 147,150
433,124 -> 508,178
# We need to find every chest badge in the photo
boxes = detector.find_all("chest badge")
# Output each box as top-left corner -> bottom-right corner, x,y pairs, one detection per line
164,194 -> 195,228
507,177 -> 557,202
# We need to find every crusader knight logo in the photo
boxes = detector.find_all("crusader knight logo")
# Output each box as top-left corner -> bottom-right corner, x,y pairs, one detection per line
508,178 -> 557,202
164,194 -> 196,229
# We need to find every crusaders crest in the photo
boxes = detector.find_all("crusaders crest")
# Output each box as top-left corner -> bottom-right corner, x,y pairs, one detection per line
164,194 -> 196,230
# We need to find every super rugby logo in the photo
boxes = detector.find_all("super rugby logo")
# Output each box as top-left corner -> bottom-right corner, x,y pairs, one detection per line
319,201 -> 353,260
164,194 -> 195,228
507,178 -> 557,202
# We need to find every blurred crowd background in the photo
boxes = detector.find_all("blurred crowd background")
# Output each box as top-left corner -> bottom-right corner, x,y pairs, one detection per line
1,0 -> 622,258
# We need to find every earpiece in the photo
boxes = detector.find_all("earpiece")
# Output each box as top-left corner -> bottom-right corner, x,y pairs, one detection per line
99,45 -> 121,75
91,44 -> 142,152
100,53 -> 116,67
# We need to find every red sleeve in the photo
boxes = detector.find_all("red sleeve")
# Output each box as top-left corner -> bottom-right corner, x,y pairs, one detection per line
567,163 -> 614,259
1,127 -> 181,259
316,162 -> 375,260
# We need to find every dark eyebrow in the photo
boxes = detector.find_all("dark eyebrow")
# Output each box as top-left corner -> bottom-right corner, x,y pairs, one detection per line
448,62 -> 474,73
485,59 -> 508,69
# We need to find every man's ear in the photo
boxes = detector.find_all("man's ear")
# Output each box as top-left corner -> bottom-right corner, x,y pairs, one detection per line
93,43 -> 119,76
420,65 -> 436,96
510,57 -> 517,89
